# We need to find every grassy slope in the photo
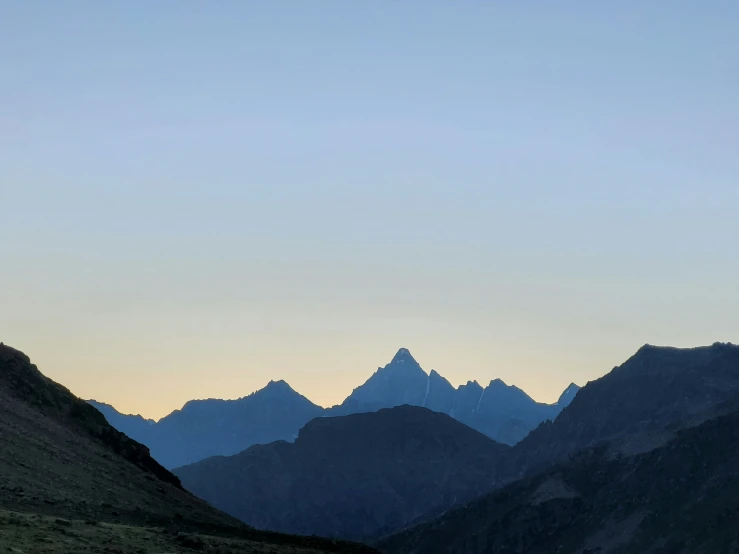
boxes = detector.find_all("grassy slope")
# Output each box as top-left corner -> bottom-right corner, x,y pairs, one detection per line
0,344 -> 376,554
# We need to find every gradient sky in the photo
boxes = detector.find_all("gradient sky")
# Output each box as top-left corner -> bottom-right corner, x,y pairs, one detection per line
2,2 -> 738,420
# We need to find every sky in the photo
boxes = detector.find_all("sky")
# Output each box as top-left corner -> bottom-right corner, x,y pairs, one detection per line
1,1 -> 738,420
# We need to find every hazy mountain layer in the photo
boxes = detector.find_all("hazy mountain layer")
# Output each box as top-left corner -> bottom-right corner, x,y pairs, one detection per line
175,405 -> 513,541
93,347 -> 576,468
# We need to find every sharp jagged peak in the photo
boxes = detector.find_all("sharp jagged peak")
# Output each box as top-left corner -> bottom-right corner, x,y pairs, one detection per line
429,369 -> 450,381
557,382 -> 581,407
458,379 -> 483,392
390,347 -> 419,366
373,347 -> 426,378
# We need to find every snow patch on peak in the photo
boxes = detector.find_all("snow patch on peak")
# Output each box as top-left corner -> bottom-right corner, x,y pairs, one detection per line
475,387 -> 485,412
390,347 -> 418,365
422,374 -> 430,407
557,382 -> 581,407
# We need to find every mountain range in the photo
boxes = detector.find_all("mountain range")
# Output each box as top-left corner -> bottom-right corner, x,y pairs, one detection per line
90,347 -> 578,468
378,342 -> 739,553
380,390 -> 739,554
175,405 -> 512,541
169,342 -> 739,548
4,339 -> 739,553
0,342 -> 376,553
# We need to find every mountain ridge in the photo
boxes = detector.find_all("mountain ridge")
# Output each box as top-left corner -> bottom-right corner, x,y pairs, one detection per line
175,405 -> 513,541
0,342 -> 379,553
91,347 -> 577,467
379,391 -> 739,554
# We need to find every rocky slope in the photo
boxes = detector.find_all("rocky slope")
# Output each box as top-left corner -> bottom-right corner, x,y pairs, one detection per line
0,343 -> 376,554
378,395 -> 739,554
514,342 -> 739,474
175,405 -> 513,542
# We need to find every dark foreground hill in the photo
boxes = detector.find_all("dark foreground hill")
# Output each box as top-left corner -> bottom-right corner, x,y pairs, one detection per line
0,343 -> 377,554
379,343 -> 739,553
514,342 -> 739,474
175,405 -> 513,542
378,397 -> 739,554
174,342 -> 739,545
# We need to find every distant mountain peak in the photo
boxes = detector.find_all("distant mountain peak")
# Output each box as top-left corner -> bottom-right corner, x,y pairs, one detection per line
257,379 -> 306,400
557,382 -> 580,406
390,348 -> 417,365
265,379 -> 291,390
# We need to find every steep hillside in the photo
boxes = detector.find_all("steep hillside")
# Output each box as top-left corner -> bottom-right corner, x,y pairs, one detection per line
0,343 -> 376,554
379,397 -> 739,554
175,405 -> 513,541
515,342 -> 739,474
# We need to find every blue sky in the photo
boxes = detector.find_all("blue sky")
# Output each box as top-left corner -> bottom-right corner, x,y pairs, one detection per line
1,1 -> 738,418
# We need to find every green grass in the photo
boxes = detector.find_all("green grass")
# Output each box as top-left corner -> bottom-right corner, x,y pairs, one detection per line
0,509 -> 326,554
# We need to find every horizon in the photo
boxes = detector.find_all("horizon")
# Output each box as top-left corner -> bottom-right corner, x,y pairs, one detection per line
85,344 -> 588,421
60,341 -> 732,420
2,2 -> 738,420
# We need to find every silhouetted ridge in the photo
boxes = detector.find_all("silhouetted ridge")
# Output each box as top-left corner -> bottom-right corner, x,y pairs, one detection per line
515,342 -> 739,475
0,343 -> 380,553
0,343 -> 179,488
390,347 -> 417,365
95,347 -> 579,466
379,400 -> 739,554
556,382 -> 580,406
175,405 -> 513,541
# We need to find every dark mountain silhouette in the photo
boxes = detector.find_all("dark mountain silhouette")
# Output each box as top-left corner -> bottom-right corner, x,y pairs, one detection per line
513,342 -> 739,475
379,395 -> 739,554
170,342 -> 739,545
329,348 -> 577,446
91,380 -> 325,469
175,405 -> 513,542
152,379 -> 325,468
331,348 -> 430,413
91,348 -> 576,468
87,399 -> 156,443
0,343 -> 376,553
424,369 -> 456,413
